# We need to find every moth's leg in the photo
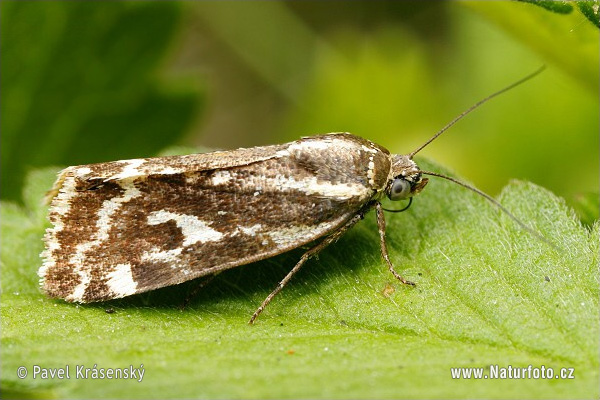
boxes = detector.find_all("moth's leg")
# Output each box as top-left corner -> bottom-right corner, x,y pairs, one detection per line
374,201 -> 415,286
180,272 -> 220,310
249,211 -> 366,324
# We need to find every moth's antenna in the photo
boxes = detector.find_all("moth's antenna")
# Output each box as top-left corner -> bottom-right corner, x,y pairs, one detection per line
421,170 -> 557,249
408,66 -> 546,159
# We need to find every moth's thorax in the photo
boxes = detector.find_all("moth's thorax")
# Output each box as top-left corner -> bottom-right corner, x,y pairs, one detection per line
287,133 -> 392,193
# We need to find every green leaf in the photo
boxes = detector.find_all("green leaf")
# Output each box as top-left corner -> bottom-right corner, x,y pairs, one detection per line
516,0 -> 573,15
571,191 -> 600,228
1,162 -> 598,399
578,1 -> 600,28
519,0 -> 600,29
0,2 -> 203,202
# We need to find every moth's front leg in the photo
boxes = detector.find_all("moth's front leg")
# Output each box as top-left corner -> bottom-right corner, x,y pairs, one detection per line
373,201 -> 416,287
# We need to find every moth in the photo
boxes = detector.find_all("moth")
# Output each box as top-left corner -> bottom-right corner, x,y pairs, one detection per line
39,68 -> 545,323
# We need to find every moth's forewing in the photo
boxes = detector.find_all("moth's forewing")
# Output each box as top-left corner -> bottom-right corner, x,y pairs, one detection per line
40,134 -> 392,303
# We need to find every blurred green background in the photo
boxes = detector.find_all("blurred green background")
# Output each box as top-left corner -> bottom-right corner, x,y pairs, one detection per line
1,1 -> 598,207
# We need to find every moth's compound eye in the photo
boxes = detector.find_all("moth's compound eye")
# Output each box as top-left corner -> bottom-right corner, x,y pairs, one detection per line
389,178 -> 411,201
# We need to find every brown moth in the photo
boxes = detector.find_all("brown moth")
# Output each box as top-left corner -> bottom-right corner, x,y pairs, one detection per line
39,68 -> 545,323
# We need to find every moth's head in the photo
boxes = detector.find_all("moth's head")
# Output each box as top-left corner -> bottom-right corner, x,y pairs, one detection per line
386,154 -> 428,201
